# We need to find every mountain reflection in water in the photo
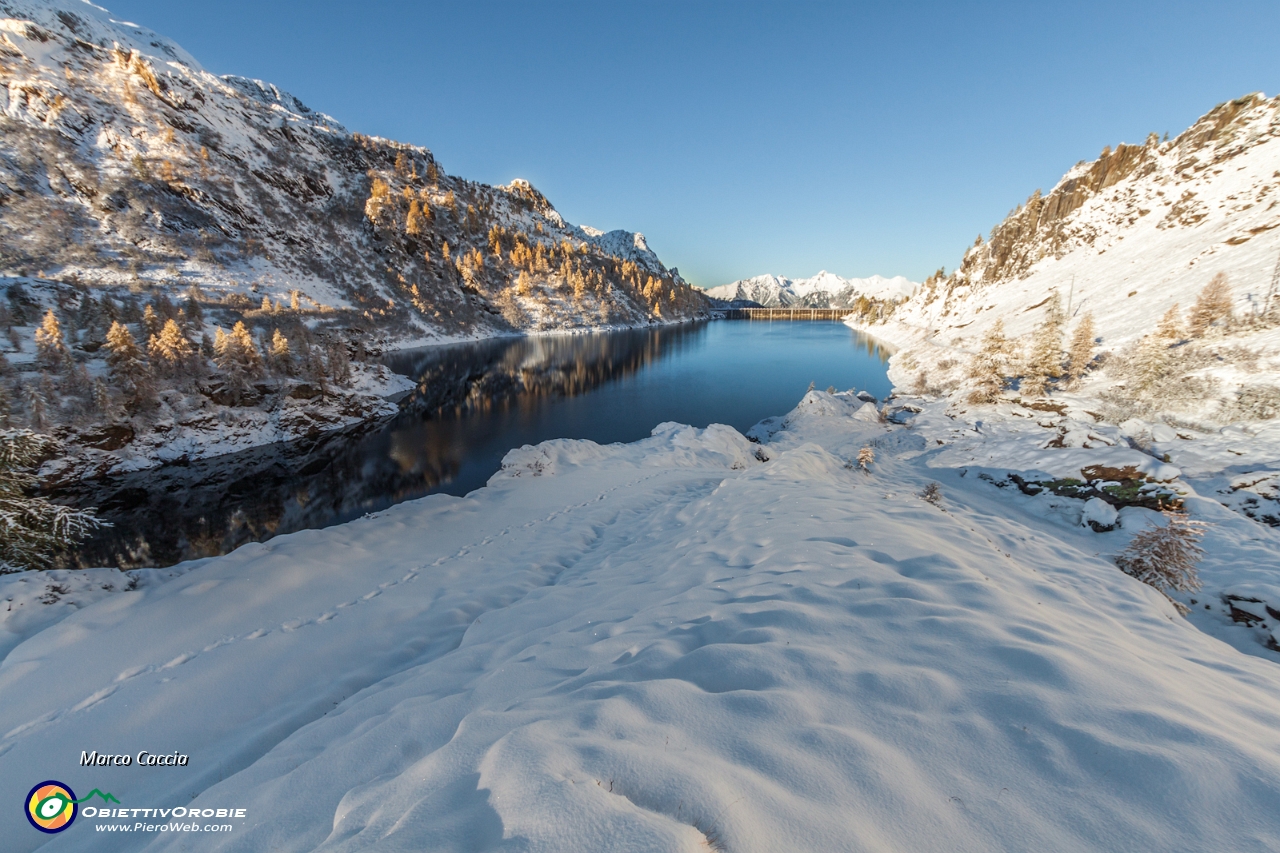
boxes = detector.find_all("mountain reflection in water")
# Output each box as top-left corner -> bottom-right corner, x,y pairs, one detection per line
61,321 -> 892,568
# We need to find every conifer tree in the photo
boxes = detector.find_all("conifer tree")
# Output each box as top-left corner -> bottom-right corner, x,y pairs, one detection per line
214,322 -> 263,400
967,318 -> 1012,403
1128,332 -> 1172,394
1155,303 -> 1182,341
1066,312 -> 1096,386
91,378 -> 111,417
325,339 -> 351,386
34,310 -> 68,372
406,199 -> 426,236
24,383 -> 47,430
0,429 -> 104,571
1188,273 -> 1234,337
148,319 -> 196,380
142,304 -> 162,338
268,329 -> 291,375
183,293 -> 203,327
290,290 -> 301,312
105,321 -> 154,409
1021,294 -> 1065,397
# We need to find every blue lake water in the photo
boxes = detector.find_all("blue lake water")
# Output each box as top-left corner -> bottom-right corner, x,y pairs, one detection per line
70,320 -> 892,567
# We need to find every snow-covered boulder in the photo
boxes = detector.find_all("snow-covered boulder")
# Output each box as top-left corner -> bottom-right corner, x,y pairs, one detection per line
1081,497 -> 1120,532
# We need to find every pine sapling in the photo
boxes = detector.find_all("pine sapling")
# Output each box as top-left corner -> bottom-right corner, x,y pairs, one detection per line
857,445 -> 875,471
1114,509 -> 1209,614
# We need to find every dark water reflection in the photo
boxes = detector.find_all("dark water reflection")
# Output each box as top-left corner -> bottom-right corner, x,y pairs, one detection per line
62,321 -> 892,568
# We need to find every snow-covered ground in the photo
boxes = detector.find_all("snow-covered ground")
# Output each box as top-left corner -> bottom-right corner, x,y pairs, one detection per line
5,390 -> 1280,851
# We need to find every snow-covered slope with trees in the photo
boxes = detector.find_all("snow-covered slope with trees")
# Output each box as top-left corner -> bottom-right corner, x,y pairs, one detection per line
0,0 -> 705,338
5,393 -> 1280,851
861,93 -> 1280,354
0,0 -> 708,478
841,92 -> 1280,672
706,271 -> 917,308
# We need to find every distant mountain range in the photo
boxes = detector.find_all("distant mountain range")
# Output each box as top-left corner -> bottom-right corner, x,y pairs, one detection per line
705,271 -> 918,308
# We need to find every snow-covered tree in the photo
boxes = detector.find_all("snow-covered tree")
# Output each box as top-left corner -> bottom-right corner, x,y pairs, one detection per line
967,318 -> 1012,403
105,321 -> 154,409
268,329 -> 291,375
33,309 -> 68,372
142,303 -> 162,338
1155,303 -> 1183,342
1114,509 -> 1208,614
148,318 -> 196,379
325,338 -> 352,386
1187,273 -> 1234,337
857,445 -> 874,471
0,429 -> 105,571
214,321 -> 263,400
1066,312 -> 1096,386
1021,293 -> 1064,397
24,383 -> 48,430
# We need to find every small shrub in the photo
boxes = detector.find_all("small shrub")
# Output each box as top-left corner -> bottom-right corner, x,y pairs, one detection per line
1219,384 -> 1280,423
857,445 -> 874,471
1114,509 -> 1209,614
919,482 -> 942,506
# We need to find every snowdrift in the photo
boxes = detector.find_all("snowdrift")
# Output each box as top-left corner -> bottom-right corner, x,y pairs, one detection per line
4,394 -> 1280,851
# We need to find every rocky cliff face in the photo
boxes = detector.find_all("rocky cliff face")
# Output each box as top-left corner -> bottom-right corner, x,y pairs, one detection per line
0,0 -> 707,344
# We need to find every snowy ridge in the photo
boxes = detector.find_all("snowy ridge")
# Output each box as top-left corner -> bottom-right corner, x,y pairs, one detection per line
880,93 -> 1280,349
707,270 -> 917,308
4,396 -> 1280,850
0,0 -> 203,70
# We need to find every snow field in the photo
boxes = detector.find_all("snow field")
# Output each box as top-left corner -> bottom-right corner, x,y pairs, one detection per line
3,396 -> 1280,850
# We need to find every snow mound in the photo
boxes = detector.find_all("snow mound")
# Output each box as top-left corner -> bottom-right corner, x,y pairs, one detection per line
1081,496 -> 1120,531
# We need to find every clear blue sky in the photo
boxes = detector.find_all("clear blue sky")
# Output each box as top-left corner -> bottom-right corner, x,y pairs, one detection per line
103,0 -> 1280,287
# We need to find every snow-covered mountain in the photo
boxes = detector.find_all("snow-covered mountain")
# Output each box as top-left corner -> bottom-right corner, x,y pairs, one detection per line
0,0 -> 707,342
884,93 -> 1280,349
706,271 -> 917,308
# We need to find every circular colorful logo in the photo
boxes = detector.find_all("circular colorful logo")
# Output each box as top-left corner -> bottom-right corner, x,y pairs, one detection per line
25,781 -> 77,833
